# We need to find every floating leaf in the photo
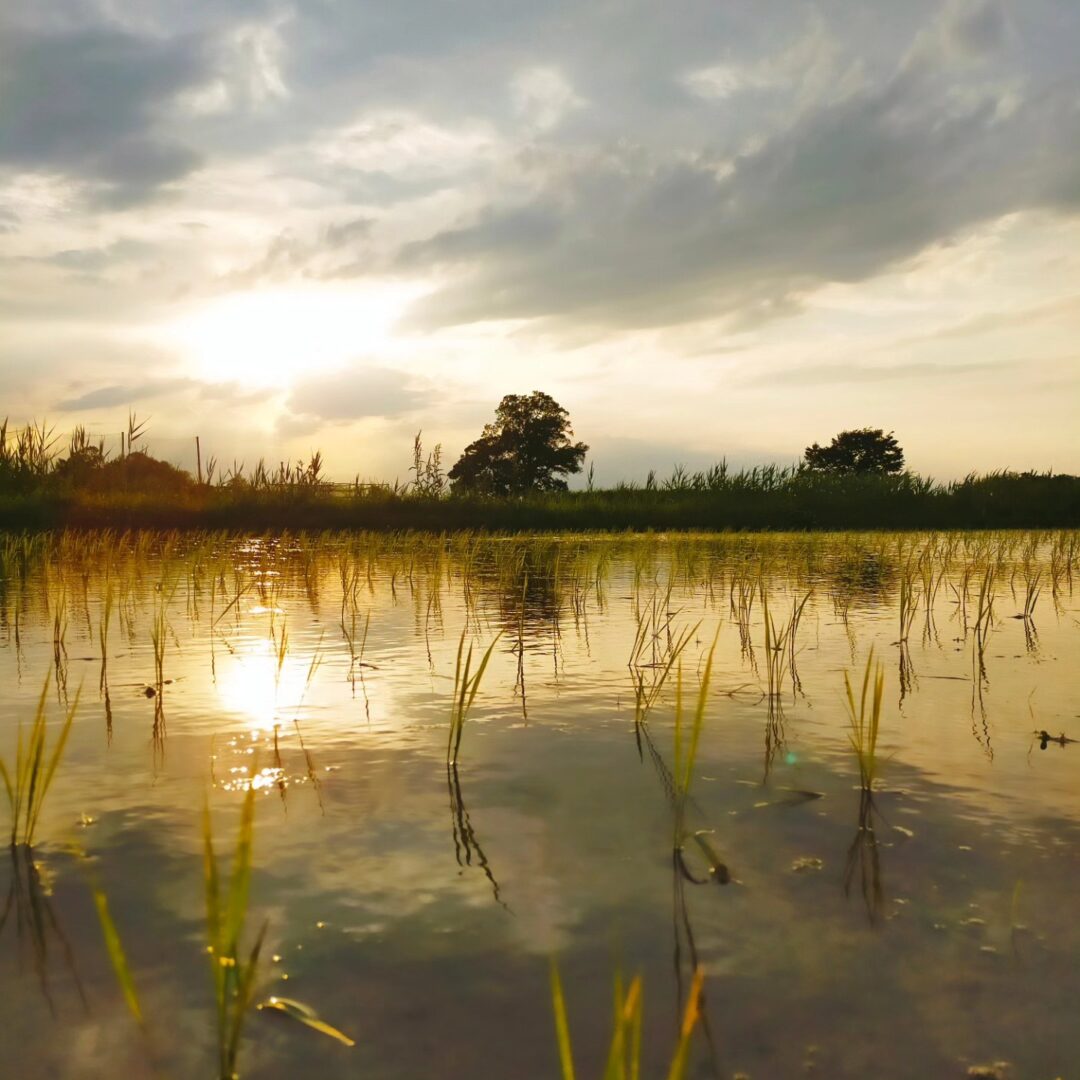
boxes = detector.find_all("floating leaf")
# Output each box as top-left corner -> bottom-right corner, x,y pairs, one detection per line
257,996 -> 356,1047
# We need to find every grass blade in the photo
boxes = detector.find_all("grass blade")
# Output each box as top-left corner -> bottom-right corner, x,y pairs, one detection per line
549,958 -> 576,1080
91,884 -> 143,1025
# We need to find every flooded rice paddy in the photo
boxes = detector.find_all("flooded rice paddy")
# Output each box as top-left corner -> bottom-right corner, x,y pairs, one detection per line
1,529 -> 1078,1079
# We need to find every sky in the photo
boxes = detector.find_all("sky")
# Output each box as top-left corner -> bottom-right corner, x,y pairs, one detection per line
2,0 -> 1079,485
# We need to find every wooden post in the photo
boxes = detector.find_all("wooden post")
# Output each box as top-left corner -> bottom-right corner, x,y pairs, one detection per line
196,436 -> 203,485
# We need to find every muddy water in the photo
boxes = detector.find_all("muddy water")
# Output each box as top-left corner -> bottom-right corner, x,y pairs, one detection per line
0,531 -> 1077,1079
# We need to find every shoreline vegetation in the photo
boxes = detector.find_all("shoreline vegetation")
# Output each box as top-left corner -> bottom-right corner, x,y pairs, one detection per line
1,419 -> 1078,532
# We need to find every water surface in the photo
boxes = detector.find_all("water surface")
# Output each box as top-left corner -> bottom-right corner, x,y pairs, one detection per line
1,530 -> 1078,1079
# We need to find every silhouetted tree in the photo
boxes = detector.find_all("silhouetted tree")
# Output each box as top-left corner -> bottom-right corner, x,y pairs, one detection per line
803,428 -> 905,475
449,392 -> 588,495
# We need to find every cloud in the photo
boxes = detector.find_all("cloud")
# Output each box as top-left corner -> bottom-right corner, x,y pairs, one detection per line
222,216 -> 377,286
56,378 -> 275,411
743,359 -> 1010,388
55,380 -> 191,411
512,67 -> 584,131
399,48 -> 1080,332
0,16 -> 210,204
284,365 -> 435,425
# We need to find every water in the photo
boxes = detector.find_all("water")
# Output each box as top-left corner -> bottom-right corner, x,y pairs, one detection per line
0,530 -> 1077,1079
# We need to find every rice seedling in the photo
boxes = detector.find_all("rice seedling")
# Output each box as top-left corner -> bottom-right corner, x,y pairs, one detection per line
1019,570 -> 1041,621
896,557 -> 920,644
203,781 -> 267,1080
973,563 -> 997,637
0,672 -> 80,848
274,618 -> 289,689
628,590 -> 699,726
549,958 -> 704,1080
446,628 -> 501,766
150,573 -> 180,696
841,654 -> 888,921
844,652 -> 884,790
99,574 -> 115,693
672,631 -> 718,823
341,608 -> 371,688
759,586 -> 811,700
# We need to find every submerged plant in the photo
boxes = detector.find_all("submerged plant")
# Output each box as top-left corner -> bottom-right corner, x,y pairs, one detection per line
0,672 -> 79,848
549,959 -> 704,1080
204,782 -> 267,1080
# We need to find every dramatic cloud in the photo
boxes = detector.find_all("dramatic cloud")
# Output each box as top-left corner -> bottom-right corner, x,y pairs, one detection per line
0,0 -> 1078,478
0,15 -> 208,204
403,43 -> 1080,330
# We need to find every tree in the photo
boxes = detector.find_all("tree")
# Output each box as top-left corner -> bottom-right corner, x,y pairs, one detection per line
448,391 -> 588,495
802,428 -> 905,476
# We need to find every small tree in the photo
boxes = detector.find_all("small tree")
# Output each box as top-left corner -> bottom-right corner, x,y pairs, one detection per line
803,429 -> 905,476
449,392 -> 588,495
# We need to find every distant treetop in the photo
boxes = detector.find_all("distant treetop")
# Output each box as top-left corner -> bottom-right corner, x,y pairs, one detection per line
802,428 -> 905,476
448,391 -> 588,495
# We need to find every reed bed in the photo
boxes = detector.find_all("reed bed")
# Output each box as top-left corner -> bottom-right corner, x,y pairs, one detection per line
3,426 -> 1080,532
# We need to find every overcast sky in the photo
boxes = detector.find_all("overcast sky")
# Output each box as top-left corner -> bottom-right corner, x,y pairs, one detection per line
2,0 -> 1079,483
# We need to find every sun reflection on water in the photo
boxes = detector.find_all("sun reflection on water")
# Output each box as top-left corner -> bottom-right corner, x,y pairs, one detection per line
216,639 -> 312,732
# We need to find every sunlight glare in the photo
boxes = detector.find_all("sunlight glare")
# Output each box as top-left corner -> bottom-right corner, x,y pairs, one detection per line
162,282 -> 426,388
217,638 -> 311,731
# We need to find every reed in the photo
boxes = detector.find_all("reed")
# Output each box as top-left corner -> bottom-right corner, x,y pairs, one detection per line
0,671 -> 79,848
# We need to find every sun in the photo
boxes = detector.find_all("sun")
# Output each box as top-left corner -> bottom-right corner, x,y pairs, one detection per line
160,281 -> 425,388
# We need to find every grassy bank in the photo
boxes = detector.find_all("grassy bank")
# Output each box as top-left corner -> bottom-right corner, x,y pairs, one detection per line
1,469 -> 1078,532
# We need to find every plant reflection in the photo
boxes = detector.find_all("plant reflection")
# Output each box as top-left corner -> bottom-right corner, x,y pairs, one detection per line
0,846 -> 87,1017
843,787 -> 885,924
446,763 -> 509,911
